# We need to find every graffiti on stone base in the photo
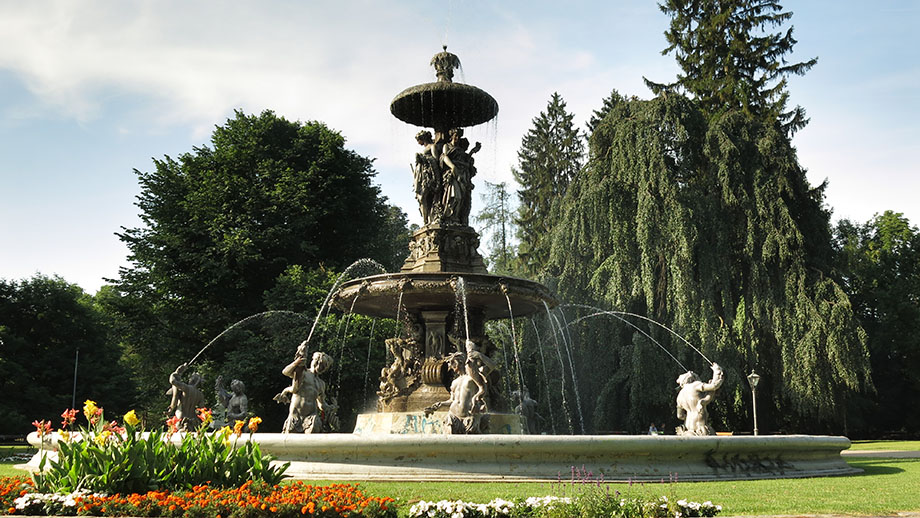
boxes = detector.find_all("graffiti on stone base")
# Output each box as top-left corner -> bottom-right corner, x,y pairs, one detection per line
704,450 -> 795,475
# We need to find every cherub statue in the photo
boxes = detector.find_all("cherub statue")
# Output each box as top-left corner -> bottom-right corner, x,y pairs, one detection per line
275,341 -> 337,433
166,362 -> 205,431
214,376 -> 249,429
675,363 -> 724,436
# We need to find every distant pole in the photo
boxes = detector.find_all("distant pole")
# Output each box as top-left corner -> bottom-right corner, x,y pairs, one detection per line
747,370 -> 761,436
71,348 -> 80,410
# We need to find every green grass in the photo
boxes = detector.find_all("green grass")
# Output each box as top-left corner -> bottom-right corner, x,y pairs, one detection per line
0,445 -> 34,478
850,440 -> 920,451
354,458 -> 920,515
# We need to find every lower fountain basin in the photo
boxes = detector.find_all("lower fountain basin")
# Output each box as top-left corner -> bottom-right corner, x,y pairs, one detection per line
26,432 -> 858,482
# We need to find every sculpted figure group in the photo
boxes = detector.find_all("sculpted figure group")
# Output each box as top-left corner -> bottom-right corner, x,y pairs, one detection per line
413,128 -> 480,227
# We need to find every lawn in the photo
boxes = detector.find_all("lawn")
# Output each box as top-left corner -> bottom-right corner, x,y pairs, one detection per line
3,445 -> 919,515
357,457 -> 920,515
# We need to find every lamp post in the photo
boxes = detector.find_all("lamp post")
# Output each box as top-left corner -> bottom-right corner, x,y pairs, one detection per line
747,370 -> 760,436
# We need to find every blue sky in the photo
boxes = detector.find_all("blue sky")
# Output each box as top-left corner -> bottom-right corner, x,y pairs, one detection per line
1,1 -> 917,293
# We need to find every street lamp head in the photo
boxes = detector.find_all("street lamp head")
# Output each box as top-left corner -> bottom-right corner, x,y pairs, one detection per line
747,370 -> 760,389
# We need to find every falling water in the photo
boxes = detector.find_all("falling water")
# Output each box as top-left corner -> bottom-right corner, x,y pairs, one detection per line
334,294 -> 363,393
561,306 -> 688,370
362,319 -> 377,406
563,303 -> 708,366
305,258 -> 387,344
392,288 -> 405,343
530,318 -> 557,434
502,289 -> 526,411
187,310 -> 312,366
543,301 -> 574,434
454,277 -> 471,340
554,309 -> 586,434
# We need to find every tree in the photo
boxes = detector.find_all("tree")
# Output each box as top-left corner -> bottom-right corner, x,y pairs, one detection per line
834,212 -> 920,435
475,181 -> 518,275
548,93 -> 871,434
0,275 -> 135,434
647,0 -> 817,134
106,110 -> 408,423
513,93 -> 584,278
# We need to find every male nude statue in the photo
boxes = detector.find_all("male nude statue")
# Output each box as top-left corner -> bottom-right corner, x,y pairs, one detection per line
424,352 -> 489,434
167,362 -> 205,431
276,341 -> 334,433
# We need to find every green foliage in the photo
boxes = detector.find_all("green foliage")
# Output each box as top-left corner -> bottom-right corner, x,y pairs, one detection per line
834,212 -> 920,435
475,181 -> 519,275
104,110 -> 408,424
514,93 -> 585,279
0,276 -> 135,435
32,406 -> 287,494
549,93 -> 870,434
647,0 -> 817,134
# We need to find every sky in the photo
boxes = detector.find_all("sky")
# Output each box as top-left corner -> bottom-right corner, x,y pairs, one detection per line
1,1 -> 917,294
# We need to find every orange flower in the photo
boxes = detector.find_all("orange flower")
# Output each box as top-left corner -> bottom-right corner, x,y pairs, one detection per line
165,416 -> 180,436
31,419 -> 52,437
248,416 -> 262,433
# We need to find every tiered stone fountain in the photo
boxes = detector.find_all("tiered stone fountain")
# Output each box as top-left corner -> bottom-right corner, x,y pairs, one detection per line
334,46 -> 556,435
25,48 -> 858,482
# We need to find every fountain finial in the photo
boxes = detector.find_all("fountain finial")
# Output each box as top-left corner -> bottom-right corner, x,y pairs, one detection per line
431,46 -> 461,83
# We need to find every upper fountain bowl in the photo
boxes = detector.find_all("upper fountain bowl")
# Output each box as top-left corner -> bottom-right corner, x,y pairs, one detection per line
390,46 -> 498,130
390,82 -> 498,130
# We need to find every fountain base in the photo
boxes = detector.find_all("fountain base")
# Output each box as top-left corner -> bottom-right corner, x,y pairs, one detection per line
26,432 -> 859,482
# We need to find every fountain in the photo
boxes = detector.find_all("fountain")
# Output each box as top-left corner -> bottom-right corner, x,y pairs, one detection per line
25,47 -> 858,482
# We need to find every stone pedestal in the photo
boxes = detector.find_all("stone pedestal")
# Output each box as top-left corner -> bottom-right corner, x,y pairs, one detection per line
402,224 -> 487,274
353,412 -> 525,435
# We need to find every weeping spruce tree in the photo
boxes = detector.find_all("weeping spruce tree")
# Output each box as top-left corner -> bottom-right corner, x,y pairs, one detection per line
548,0 -> 871,434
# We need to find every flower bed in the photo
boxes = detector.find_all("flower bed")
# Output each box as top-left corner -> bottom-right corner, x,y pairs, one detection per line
2,477 -> 395,518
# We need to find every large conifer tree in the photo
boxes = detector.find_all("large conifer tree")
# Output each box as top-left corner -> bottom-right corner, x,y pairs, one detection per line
546,3 -> 870,434
514,93 -> 584,279
647,0 -> 817,134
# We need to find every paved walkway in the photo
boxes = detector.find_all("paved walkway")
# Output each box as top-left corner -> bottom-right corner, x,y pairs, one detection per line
841,449 -> 920,458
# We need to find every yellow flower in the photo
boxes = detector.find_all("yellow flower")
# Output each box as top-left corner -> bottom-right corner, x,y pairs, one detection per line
93,430 -> 112,446
218,426 -> 232,447
83,400 -> 98,418
124,410 -> 140,427
58,430 -> 71,442
247,416 -> 262,433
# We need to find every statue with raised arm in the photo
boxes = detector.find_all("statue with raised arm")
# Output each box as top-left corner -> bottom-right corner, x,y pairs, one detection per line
276,341 -> 336,433
424,351 -> 489,434
167,362 -> 205,431
675,362 -> 724,436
